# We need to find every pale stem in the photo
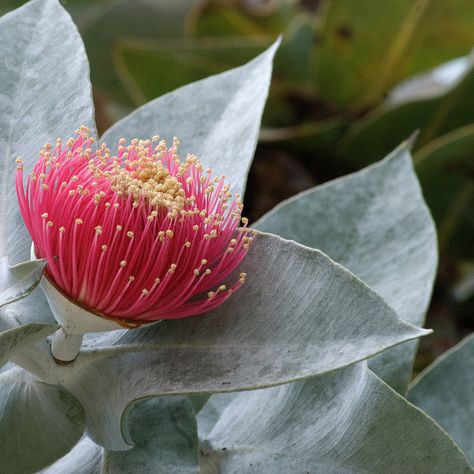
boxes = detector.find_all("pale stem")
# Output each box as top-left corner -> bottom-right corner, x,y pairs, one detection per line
50,328 -> 83,362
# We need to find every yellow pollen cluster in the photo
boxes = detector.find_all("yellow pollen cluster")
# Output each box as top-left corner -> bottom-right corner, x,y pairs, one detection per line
112,159 -> 185,213
89,137 -> 187,215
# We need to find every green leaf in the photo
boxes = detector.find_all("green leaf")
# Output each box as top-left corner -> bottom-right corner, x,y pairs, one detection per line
101,40 -> 280,197
414,125 -> 474,257
80,0 -> 196,105
259,117 -> 348,155
43,397 -> 199,474
0,367 -> 85,474
338,54 -> 474,167
255,144 -> 437,393
190,1 -> 294,38
314,0 -> 474,109
114,37 -> 271,106
408,334 -> 474,465
201,363 -> 473,473
0,0 -> 96,265
0,257 -> 45,308
14,232 -> 428,450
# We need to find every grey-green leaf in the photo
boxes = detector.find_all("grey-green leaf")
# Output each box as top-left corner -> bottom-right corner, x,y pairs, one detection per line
101,40 -> 280,196
14,232 -> 428,450
255,144 -> 437,393
408,334 -> 474,465
43,397 -> 199,474
202,363 -> 472,473
0,367 -> 85,474
0,257 -> 45,308
0,0 -> 96,265
0,323 -> 57,368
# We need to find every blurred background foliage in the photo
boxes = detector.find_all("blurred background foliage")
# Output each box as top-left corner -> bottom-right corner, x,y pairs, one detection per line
2,0 -> 473,372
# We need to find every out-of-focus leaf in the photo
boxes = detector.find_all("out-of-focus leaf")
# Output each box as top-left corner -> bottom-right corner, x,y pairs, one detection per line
189,0 -> 294,38
338,54 -> 474,167
408,334 -> 474,465
259,117 -> 348,155
43,397 -> 199,474
414,125 -> 474,257
102,41 -> 280,197
80,0 -> 196,104
0,257 -> 45,308
255,144 -> 437,393
14,232 -> 428,450
387,56 -> 469,104
0,367 -> 85,474
0,0 -> 96,265
114,37 -> 271,105
201,363 -> 472,473
273,15 -> 314,84
314,0 -> 474,109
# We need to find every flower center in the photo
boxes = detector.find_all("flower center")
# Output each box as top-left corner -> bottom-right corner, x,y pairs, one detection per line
90,138 -> 186,215
111,157 -> 185,212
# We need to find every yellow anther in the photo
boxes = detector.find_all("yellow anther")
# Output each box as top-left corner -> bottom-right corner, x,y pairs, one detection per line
120,260 -> 127,267
75,218 -> 83,225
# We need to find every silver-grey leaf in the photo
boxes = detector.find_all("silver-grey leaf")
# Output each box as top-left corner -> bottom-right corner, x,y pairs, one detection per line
0,256 -> 45,308
255,143 -> 437,393
202,363 -> 472,473
0,0 -> 96,264
13,232 -> 429,450
0,366 -> 85,474
43,397 -> 199,474
408,334 -> 474,465
101,39 -> 280,196
0,323 -> 57,368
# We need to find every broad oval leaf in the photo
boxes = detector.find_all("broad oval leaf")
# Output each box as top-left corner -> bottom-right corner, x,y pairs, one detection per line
314,1 -> 474,109
408,334 -> 474,465
0,257 -> 45,308
255,144 -> 437,393
338,54 -> 474,167
0,0 -> 96,265
43,397 -> 199,474
14,232 -> 428,449
101,40 -> 280,196
201,363 -> 473,473
0,367 -> 85,474
415,125 -> 474,257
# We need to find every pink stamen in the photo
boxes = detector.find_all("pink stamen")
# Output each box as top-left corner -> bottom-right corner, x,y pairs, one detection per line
16,127 -> 252,322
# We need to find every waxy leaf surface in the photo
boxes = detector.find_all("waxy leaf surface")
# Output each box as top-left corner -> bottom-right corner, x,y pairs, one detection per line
201,363 -> 472,473
0,0 -> 96,264
256,145 -> 437,393
408,334 -> 474,465
0,367 -> 85,474
101,40 -> 280,196
14,233 -> 428,449
43,397 -> 199,474
0,257 -> 45,308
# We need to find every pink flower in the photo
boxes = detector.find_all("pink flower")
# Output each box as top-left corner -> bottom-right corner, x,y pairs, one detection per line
16,127 -> 252,323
